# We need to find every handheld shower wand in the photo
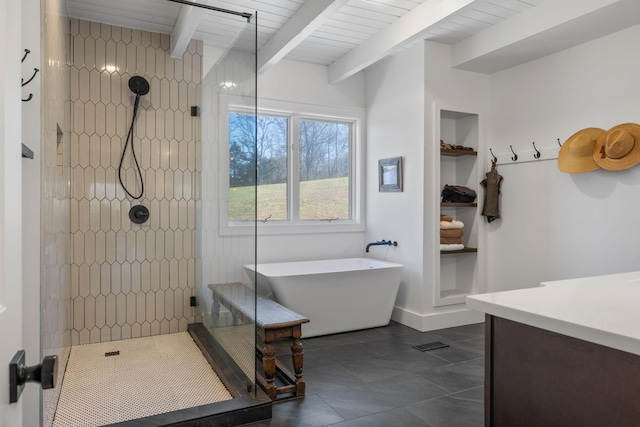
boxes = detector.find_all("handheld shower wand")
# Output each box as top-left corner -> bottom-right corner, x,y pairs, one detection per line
119,76 -> 150,201
128,75 -> 149,114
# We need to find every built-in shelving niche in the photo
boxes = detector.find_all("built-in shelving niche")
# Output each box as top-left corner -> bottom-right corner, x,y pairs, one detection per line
436,108 -> 482,307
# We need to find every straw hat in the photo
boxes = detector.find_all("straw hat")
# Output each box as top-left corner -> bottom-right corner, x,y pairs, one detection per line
593,123 -> 640,171
558,128 -> 605,173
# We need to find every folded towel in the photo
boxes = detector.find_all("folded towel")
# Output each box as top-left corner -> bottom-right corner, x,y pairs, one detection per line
440,244 -> 465,251
440,229 -> 463,238
440,214 -> 453,222
440,237 -> 462,245
440,220 -> 464,229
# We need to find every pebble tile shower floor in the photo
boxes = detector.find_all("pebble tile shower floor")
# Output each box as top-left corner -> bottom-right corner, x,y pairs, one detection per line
52,332 -> 233,426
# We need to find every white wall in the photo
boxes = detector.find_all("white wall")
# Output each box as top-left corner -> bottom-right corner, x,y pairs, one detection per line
365,43 -> 426,316
365,42 -> 490,331
487,23 -> 640,292
256,59 -> 367,263
259,58 -> 365,110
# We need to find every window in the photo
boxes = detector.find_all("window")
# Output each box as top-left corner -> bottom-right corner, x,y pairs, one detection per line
225,103 -> 363,234
228,112 -> 288,221
299,119 -> 350,220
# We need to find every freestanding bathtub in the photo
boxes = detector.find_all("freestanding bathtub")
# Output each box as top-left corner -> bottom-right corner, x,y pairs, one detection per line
244,258 -> 404,338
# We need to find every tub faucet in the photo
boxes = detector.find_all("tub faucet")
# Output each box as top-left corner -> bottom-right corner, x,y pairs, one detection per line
366,240 -> 398,252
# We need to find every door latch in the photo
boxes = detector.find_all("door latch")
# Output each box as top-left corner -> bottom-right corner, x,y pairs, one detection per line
9,350 -> 58,403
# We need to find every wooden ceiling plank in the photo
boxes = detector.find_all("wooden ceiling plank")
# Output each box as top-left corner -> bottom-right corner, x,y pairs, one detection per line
257,0 -> 349,73
338,5 -> 399,23
471,2 -> 518,20
364,0 -> 423,10
458,8 -> 505,24
448,14 -> 494,31
314,25 -> 372,41
321,20 -> 379,36
328,0 -> 477,82
347,0 -> 410,16
485,0 -> 532,13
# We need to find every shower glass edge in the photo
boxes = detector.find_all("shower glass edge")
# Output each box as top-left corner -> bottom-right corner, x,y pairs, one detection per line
196,13 -> 258,396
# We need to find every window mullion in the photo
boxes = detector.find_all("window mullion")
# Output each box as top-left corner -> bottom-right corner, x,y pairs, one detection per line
290,114 -> 300,223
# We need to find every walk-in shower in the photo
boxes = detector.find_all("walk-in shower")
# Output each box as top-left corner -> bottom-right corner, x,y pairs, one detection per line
41,1 -> 262,425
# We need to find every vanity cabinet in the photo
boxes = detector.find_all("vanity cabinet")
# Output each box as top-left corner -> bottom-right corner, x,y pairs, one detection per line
467,273 -> 640,426
435,109 -> 482,307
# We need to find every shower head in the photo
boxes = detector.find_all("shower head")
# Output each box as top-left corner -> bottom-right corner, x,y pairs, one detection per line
128,76 -> 149,114
128,76 -> 149,96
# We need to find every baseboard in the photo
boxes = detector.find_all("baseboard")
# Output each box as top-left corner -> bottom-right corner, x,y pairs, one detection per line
391,306 -> 484,332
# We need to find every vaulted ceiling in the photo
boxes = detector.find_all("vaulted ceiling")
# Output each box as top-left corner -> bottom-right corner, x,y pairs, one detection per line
64,0 -> 640,82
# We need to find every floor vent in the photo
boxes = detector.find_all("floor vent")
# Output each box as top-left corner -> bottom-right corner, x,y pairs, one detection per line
104,351 -> 120,357
412,342 -> 449,352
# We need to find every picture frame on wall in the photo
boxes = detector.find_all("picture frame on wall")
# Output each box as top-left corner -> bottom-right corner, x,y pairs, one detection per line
378,157 -> 403,192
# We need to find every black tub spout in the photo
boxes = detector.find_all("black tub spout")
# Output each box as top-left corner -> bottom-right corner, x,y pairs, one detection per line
366,240 -> 398,252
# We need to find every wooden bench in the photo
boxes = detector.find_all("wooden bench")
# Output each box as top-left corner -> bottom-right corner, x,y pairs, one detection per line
208,282 -> 310,401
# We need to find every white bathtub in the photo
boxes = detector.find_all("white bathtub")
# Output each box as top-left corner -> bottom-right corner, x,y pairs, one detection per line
244,258 -> 403,338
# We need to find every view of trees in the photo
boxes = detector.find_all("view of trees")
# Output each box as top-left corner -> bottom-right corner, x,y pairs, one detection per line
228,111 -> 351,220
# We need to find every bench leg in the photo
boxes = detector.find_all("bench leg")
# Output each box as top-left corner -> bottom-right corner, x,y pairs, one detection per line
262,331 -> 278,400
291,333 -> 305,397
211,298 -> 220,325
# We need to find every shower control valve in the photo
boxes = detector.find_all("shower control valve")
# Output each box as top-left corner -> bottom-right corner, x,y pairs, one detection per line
129,205 -> 150,224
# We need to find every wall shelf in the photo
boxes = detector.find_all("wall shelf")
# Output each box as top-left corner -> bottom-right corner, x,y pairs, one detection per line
441,202 -> 477,208
441,247 -> 477,255
441,149 -> 477,157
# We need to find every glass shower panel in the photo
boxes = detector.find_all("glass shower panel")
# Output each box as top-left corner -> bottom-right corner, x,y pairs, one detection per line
198,15 -> 257,391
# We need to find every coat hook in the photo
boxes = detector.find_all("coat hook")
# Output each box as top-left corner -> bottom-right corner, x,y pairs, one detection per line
22,94 -> 33,102
509,145 -> 518,162
532,142 -> 541,159
557,138 -> 562,147
21,49 -> 30,63
489,148 -> 497,163
21,68 -> 39,87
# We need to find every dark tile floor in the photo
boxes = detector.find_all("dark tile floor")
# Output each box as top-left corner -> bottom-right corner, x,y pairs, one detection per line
245,321 -> 485,427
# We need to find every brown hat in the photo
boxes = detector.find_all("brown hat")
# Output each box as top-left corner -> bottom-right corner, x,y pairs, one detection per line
593,123 -> 640,171
558,128 -> 605,173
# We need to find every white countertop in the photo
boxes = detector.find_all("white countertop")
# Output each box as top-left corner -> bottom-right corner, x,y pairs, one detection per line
466,271 -> 640,356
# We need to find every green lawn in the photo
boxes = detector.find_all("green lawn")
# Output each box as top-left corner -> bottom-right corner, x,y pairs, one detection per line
229,177 -> 349,221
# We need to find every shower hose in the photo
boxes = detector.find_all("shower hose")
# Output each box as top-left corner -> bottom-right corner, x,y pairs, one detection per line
118,98 -> 145,200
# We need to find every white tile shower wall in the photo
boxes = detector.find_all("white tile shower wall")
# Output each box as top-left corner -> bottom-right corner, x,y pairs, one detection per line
69,19 -> 202,345
42,1 -> 72,425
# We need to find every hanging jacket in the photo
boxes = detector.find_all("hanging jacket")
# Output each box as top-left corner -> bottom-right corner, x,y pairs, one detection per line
480,162 -> 503,223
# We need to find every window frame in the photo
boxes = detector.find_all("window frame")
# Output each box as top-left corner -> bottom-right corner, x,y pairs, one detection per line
219,98 -> 365,236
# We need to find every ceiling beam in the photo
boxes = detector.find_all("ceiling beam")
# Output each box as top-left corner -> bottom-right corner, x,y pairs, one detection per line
451,0 -> 640,73
257,0 -> 349,73
170,2 -> 202,58
328,0 -> 476,83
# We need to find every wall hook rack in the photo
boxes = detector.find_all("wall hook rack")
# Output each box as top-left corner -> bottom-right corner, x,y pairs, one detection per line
493,138 -> 562,166
532,142 -> 541,159
510,145 -> 518,162
21,48 -> 38,102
